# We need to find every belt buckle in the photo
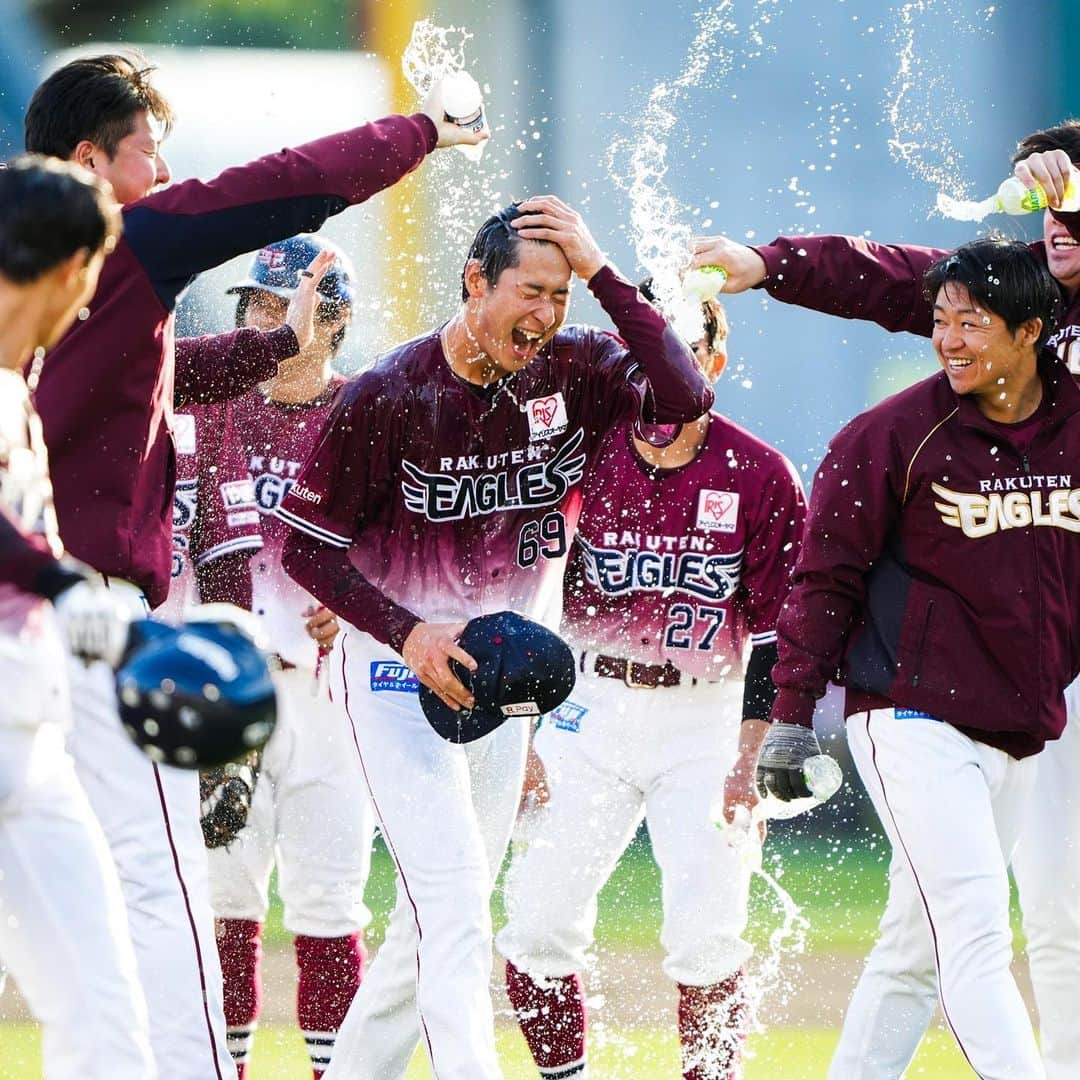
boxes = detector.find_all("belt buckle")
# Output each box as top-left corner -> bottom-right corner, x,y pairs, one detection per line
624,662 -> 650,689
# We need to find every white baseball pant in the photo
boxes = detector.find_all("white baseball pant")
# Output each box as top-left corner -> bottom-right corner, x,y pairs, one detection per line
497,666 -> 753,986
830,709 -> 1042,1080
322,630 -> 528,1080
66,652 -> 236,1080
0,617 -> 154,1078
1008,676 -> 1080,1080
209,666 -> 374,937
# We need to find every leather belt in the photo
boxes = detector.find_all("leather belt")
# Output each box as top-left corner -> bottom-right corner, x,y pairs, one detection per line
590,653 -> 685,689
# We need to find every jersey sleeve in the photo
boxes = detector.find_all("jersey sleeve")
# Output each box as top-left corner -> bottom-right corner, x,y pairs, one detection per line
175,326 -> 299,409
123,113 -> 438,313
0,508 -> 82,599
752,234 -> 949,338
187,404 -> 263,567
740,451 -> 808,644
770,416 -> 903,727
583,266 -> 714,425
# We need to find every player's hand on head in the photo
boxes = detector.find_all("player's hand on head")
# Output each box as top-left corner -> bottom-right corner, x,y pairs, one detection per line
53,577 -> 136,669
513,196 -> 606,283
722,717 -> 769,833
401,621 -> 478,711
422,77 -> 491,150
1014,149 -> 1074,210
755,721 -> 823,802
286,249 -> 335,351
689,236 -> 767,292
302,603 -> 339,649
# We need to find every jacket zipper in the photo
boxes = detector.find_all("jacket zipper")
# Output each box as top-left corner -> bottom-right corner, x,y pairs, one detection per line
910,600 -> 935,688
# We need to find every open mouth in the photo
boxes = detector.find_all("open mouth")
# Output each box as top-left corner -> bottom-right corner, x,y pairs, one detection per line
1051,235 -> 1079,252
511,327 -> 544,360
945,357 -> 975,374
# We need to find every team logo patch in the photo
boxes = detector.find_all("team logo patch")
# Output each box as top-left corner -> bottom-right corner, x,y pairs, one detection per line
550,701 -> 587,733
257,247 -> 288,270
501,701 -> 541,717
697,489 -> 740,533
173,413 -> 197,455
526,393 -> 568,441
220,478 -> 257,510
369,661 -> 420,694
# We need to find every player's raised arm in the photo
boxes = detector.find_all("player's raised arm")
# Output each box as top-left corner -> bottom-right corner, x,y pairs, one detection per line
513,196 -> 713,422
692,231 -> 948,338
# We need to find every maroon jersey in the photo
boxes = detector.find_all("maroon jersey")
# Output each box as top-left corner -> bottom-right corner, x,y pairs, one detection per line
279,266 -> 714,650
34,113 -> 438,609
228,379 -> 343,668
562,415 -> 806,679
157,404 -> 262,625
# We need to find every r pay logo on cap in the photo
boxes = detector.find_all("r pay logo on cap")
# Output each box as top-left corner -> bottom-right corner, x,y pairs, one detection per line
526,393 -> 568,441
697,489 -> 739,534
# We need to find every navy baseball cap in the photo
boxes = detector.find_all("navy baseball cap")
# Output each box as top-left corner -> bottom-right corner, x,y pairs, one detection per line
419,611 -> 576,744
227,234 -> 356,307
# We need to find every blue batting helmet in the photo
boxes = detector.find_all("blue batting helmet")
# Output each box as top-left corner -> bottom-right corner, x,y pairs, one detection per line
116,617 -> 277,768
227,234 -> 356,309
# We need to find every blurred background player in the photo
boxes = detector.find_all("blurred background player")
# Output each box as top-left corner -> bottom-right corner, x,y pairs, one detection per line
757,240 -> 1076,1079
23,51 -> 486,1079
277,198 -> 713,1079
0,155 -> 154,1078
497,291 -> 806,1080
691,120 -> 1080,1079
199,236 -> 373,1079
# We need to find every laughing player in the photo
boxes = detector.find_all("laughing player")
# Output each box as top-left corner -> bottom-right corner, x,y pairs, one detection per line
278,198 -> 713,1079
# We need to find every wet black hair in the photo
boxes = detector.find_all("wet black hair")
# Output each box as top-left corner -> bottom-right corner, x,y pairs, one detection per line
0,155 -> 121,283
461,202 -> 538,301
923,238 -> 1061,351
26,52 -> 174,160
1013,120 -> 1080,169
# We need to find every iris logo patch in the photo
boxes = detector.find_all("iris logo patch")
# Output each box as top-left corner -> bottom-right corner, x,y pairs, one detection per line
550,701 -> 587,733
526,392 -> 568,441
696,489 -> 739,533
369,661 -> 420,694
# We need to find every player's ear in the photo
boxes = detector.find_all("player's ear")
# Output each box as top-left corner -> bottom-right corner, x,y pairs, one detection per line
705,347 -> 727,382
72,139 -> 101,173
1014,316 -> 1042,351
462,259 -> 488,301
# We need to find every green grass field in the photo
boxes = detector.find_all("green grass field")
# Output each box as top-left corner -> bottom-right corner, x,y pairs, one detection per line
2,823 -> 1020,1077
0,1022 -> 977,1079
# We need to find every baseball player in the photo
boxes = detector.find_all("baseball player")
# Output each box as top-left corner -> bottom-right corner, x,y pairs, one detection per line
0,156 -> 154,1078
23,52 -> 485,1079
754,239 -> 1079,1079
277,198 -> 713,1079
193,236 -> 373,1080
496,292 -> 806,1080
691,121 -> 1080,1079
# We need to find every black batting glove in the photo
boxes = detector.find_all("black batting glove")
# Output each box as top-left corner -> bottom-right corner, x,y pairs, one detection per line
755,722 -> 821,802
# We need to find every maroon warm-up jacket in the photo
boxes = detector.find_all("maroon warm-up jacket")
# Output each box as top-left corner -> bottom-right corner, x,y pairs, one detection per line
34,113 -> 438,609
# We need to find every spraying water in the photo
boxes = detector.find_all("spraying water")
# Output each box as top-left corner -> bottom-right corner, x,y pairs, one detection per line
885,1 -> 998,214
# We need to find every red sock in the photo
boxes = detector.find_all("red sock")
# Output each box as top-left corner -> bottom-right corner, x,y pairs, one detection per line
216,918 -> 263,1078
678,971 -> 751,1080
505,959 -> 587,1077
295,932 -> 365,1078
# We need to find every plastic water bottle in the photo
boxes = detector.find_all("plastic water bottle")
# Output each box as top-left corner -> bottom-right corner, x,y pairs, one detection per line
441,71 -> 487,163
712,753 -> 843,870
938,167 -> 1080,222
683,264 -> 729,301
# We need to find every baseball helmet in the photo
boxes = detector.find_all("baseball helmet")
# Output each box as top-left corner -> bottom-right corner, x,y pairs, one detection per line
227,234 -> 356,309
115,614 -> 277,769
419,611 -> 576,744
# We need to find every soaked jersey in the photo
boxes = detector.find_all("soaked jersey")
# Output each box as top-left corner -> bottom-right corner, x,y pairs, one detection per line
562,415 -> 806,679
229,379 -> 343,669
0,369 -> 62,636
157,404 -> 262,625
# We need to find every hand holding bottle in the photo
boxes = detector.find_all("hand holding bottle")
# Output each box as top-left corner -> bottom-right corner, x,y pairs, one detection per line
1013,149 -> 1078,212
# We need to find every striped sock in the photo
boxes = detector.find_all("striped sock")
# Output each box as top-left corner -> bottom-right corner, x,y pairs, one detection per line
225,1024 -> 256,1077
296,932 -> 365,1078
505,960 -> 587,1077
